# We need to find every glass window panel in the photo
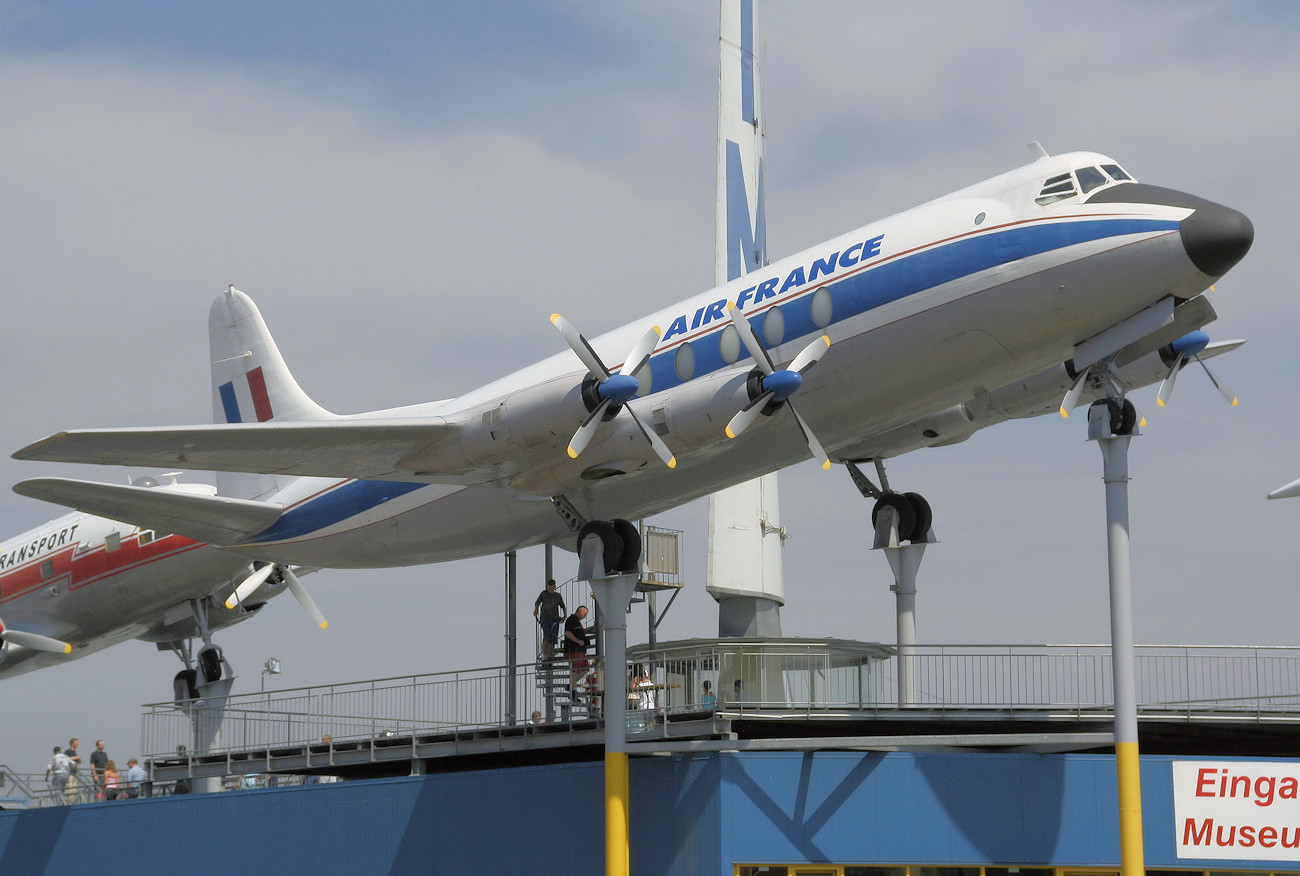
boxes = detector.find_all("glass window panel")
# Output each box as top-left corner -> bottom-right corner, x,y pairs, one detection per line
763,306 -> 785,347
810,288 -> 833,329
720,325 -> 741,364
1076,165 -> 1108,194
674,343 -> 696,382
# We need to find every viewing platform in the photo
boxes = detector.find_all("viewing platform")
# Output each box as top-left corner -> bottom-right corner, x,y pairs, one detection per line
130,639 -> 1300,789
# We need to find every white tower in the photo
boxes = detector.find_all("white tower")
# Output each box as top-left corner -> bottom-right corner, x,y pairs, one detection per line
706,0 -> 786,638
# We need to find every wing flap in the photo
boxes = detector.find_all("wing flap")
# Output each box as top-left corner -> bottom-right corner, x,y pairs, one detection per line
14,477 -> 285,545
13,419 -> 464,483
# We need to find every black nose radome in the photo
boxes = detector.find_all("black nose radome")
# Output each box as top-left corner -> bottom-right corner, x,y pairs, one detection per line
1180,199 -> 1254,278
1086,183 -> 1253,278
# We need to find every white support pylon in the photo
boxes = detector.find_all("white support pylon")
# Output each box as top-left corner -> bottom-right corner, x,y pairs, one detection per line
706,0 -> 787,638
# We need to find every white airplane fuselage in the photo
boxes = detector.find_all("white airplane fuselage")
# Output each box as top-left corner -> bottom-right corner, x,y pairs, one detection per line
0,503 -> 254,678
219,152 -> 1249,568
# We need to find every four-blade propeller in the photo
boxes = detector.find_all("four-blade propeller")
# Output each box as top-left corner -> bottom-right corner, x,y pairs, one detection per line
1156,331 -> 1239,408
723,303 -> 833,470
226,563 -> 328,630
551,314 -> 676,468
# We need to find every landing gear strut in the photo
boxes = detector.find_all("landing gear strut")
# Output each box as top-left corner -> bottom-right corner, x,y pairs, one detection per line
846,459 -> 934,545
845,458 -> 936,707
576,518 -> 642,576
163,596 -> 238,795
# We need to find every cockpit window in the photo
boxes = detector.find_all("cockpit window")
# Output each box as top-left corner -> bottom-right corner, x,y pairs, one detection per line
1037,162 -> 1137,207
1075,165 -> 1108,194
1035,172 -> 1077,205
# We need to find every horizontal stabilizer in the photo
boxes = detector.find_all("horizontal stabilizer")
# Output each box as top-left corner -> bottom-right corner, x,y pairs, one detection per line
13,419 -> 464,483
13,478 -> 285,545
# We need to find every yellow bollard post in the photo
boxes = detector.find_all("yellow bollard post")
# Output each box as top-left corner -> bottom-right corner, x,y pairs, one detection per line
606,751 -> 630,876
1116,741 -> 1145,874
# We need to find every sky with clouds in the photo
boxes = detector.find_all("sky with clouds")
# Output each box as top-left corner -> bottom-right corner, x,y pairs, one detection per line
0,0 -> 1296,773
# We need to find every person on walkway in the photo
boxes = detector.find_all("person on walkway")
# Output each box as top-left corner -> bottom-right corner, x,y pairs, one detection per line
64,738 -> 81,803
563,606 -> 590,690
103,761 -> 120,801
45,746 -> 71,802
89,740 -> 108,799
632,664 -> 655,710
123,758 -> 146,799
533,579 -> 566,659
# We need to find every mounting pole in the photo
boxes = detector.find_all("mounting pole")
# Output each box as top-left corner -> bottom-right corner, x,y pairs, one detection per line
504,550 -> 518,725
1087,400 -> 1145,875
873,506 -> 934,707
579,535 -> 639,876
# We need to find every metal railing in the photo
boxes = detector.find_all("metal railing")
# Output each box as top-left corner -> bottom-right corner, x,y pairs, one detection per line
140,643 -> 1300,762
0,764 -> 191,808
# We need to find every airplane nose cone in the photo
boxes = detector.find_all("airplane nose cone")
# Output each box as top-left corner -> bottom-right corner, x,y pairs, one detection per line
1179,200 -> 1254,278
1086,183 -> 1253,278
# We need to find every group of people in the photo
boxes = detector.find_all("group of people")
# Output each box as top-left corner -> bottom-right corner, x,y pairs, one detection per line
534,579 -> 727,714
533,578 -> 593,690
44,738 -> 145,804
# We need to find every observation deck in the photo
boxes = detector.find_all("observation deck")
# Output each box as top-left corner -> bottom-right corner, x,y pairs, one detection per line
135,639 -> 1300,789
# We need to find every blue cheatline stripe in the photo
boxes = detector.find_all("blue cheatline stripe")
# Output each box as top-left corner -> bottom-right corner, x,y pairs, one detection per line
646,216 -> 1178,393
219,382 -> 241,423
242,217 -> 1175,543
242,480 -> 428,543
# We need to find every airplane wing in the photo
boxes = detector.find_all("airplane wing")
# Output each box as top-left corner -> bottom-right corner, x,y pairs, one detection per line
1268,478 -> 1300,500
13,477 -> 285,545
12,419 -> 477,484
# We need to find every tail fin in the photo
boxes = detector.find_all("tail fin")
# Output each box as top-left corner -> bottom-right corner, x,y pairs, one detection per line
209,286 -> 335,499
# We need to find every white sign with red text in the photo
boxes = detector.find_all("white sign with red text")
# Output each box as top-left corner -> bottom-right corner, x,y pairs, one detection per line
1174,760 -> 1300,860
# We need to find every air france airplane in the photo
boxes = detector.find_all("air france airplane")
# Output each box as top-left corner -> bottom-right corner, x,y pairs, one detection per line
0,473 -> 325,685
13,148 -> 1252,590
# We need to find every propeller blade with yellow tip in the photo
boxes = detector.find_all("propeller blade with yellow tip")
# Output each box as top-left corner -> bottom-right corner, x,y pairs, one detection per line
1193,354 -> 1238,407
567,399 -> 611,459
0,628 -> 73,654
282,566 -> 327,630
226,563 -> 275,609
1059,368 -> 1090,418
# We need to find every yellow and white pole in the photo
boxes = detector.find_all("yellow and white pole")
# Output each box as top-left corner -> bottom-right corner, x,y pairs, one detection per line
584,538 -> 638,876
606,750 -> 630,876
1090,401 -> 1145,874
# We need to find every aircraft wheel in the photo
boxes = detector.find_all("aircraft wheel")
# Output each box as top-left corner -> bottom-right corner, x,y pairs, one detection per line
198,645 -> 224,684
871,492 -> 917,543
1118,398 -> 1138,435
610,519 -> 641,572
173,669 -> 199,702
577,520 -> 623,575
903,492 -> 932,542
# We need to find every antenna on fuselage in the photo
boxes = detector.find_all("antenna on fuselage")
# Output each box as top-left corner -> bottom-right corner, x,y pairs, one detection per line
1027,141 -> 1050,160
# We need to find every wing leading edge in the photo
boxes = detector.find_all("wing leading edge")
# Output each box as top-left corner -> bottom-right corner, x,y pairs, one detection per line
13,477 -> 286,545
11,418 -> 482,484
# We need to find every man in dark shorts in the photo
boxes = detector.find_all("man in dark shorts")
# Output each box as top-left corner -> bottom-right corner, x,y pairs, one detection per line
533,579 -> 565,658
89,740 -> 108,799
563,606 -> 590,689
